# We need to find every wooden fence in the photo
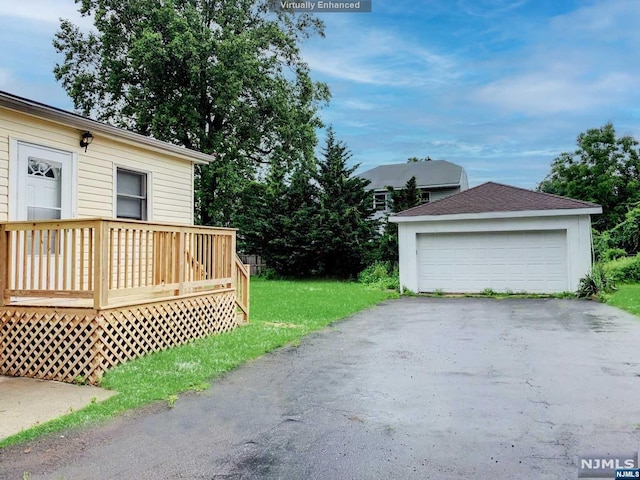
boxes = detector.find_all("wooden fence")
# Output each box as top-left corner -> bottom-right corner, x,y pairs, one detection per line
238,254 -> 267,276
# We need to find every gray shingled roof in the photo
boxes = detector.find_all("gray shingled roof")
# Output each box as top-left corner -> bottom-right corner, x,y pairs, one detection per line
357,160 -> 463,190
394,182 -> 601,216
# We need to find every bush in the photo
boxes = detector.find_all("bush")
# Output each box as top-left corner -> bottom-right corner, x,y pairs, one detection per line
593,207 -> 640,261
602,254 -> 640,283
576,263 -> 616,298
358,262 -> 399,291
258,267 -> 284,280
592,229 -> 613,261
601,248 -> 627,262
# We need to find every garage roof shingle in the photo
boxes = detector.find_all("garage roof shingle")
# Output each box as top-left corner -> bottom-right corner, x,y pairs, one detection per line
394,182 -> 601,217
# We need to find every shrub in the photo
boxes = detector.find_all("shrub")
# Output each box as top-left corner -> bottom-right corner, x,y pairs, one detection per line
258,267 -> 284,280
576,263 -> 616,298
601,248 -> 627,262
592,229 -> 613,261
593,207 -> 640,260
603,254 -> 640,283
358,262 -> 399,291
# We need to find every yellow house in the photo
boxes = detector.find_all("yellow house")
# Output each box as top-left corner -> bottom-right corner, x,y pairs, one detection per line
0,91 -> 249,384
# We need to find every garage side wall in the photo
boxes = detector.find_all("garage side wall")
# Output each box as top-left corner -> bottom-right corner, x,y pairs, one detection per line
397,214 -> 594,294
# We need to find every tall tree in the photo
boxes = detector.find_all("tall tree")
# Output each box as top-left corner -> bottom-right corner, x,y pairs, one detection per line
378,176 -> 423,265
314,128 -> 378,278
238,129 -> 378,278
261,159 -> 321,276
538,123 -> 640,231
236,157 -> 321,276
53,0 -> 330,226
388,176 -> 421,213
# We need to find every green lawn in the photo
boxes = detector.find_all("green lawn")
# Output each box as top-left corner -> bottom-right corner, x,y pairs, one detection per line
606,283 -> 640,317
0,279 -> 397,448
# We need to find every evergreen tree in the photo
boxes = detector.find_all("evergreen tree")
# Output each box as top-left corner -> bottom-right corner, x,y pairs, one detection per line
237,158 -> 321,276
238,128 -> 377,278
263,161 -> 321,276
389,176 -> 421,213
378,176 -> 422,265
314,128 -> 378,278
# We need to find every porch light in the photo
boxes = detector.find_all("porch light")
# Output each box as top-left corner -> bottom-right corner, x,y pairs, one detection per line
80,131 -> 94,152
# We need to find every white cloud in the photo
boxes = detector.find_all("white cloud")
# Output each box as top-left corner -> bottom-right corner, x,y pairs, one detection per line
467,0 -> 640,116
456,0 -> 529,18
0,0 -> 93,28
303,22 -> 459,87
0,68 -> 13,89
474,71 -> 637,115
548,0 -> 640,43
342,99 -> 377,111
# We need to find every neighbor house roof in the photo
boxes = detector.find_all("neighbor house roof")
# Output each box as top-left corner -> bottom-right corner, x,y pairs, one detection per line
357,160 -> 464,190
0,90 -> 214,165
392,182 -> 602,217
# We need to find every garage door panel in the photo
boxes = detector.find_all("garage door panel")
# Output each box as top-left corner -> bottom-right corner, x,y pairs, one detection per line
417,230 -> 568,293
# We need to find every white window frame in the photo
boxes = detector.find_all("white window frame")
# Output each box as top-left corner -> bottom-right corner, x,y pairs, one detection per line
113,165 -> 153,221
374,190 -> 391,212
419,189 -> 431,204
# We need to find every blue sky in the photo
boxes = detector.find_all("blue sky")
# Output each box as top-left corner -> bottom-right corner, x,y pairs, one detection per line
1,0 -> 639,188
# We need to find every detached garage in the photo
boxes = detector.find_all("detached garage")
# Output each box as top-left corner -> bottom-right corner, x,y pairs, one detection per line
389,182 -> 602,294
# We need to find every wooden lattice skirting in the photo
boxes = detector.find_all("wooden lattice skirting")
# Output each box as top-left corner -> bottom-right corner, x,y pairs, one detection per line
0,291 -> 238,385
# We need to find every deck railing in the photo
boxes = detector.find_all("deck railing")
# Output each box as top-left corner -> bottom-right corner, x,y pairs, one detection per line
0,218 -> 249,312
235,256 -> 250,323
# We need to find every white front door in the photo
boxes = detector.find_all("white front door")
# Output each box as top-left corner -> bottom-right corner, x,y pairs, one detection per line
11,142 -> 76,221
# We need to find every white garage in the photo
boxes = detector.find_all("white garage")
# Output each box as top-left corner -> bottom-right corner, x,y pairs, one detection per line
390,182 -> 602,294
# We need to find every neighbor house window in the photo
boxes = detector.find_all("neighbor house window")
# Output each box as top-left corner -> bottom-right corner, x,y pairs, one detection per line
116,168 -> 148,220
420,188 -> 430,204
374,191 -> 390,211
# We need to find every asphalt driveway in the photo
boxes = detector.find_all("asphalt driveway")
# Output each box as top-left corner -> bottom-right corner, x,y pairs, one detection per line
2,297 -> 640,479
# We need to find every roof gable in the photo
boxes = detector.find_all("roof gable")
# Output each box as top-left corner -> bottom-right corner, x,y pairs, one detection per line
394,182 -> 601,217
357,160 -> 463,190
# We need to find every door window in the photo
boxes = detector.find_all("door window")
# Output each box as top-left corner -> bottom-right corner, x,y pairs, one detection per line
26,157 -> 62,220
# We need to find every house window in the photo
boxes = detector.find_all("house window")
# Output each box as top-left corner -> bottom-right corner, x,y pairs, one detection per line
116,168 -> 148,220
374,192 -> 390,211
420,189 -> 430,203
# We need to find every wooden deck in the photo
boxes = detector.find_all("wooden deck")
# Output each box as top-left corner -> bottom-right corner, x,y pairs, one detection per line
0,218 -> 250,384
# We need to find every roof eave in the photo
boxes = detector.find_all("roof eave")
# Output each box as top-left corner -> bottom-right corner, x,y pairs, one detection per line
368,182 -> 462,191
0,92 -> 214,165
389,207 -> 603,223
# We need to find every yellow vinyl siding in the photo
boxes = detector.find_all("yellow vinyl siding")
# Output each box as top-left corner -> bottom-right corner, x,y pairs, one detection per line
0,108 -> 195,224
0,133 -> 9,220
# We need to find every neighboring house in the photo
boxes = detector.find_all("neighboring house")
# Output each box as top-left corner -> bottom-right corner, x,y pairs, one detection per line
390,182 -> 602,294
0,91 -> 249,384
357,160 -> 468,220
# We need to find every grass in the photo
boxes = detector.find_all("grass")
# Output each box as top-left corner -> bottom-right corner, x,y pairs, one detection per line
605,283 -> 640,317
0,279 -> 397,448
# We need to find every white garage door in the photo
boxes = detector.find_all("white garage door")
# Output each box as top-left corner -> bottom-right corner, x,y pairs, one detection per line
417,230 -> 568,293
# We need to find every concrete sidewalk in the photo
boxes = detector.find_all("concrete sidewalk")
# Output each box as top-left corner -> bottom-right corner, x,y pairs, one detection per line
0,376 -> 116,441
